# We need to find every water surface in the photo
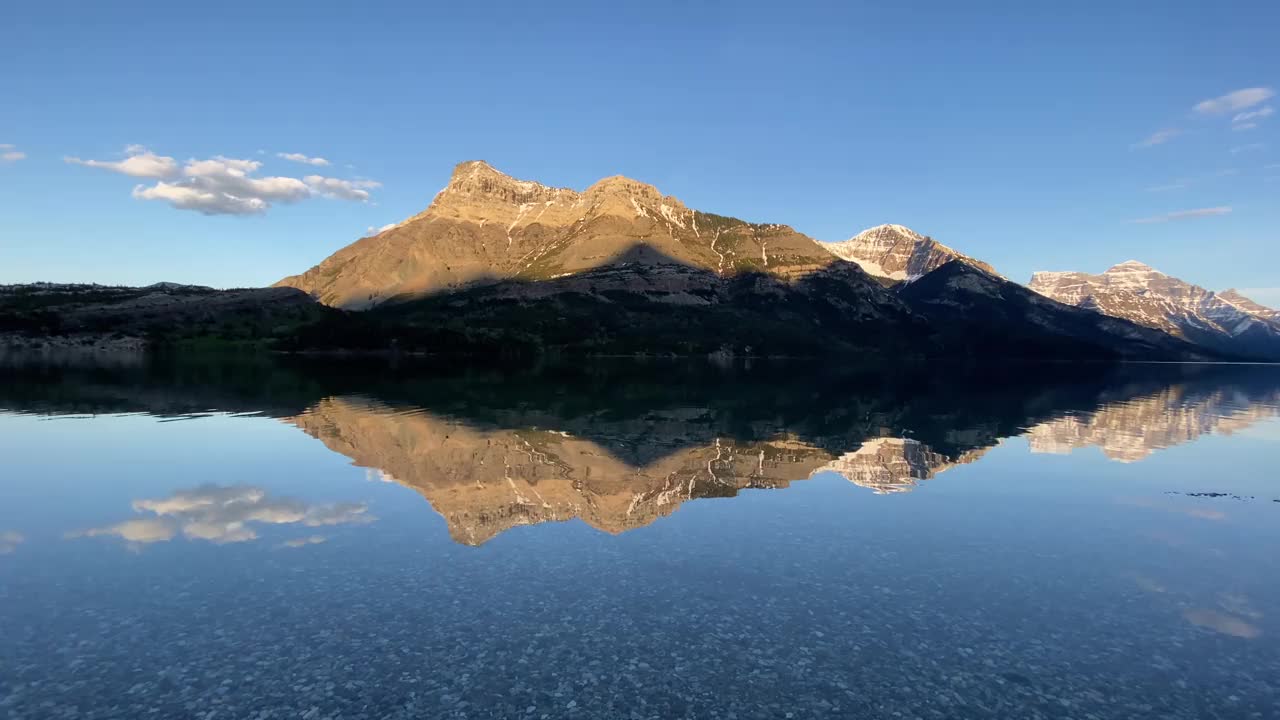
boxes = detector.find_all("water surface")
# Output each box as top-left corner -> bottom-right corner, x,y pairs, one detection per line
2,359 -> 1279,719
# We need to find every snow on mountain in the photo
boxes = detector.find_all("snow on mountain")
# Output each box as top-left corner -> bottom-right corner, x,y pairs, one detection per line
1028,261 -> 1280,359
823,224 -> 1000,283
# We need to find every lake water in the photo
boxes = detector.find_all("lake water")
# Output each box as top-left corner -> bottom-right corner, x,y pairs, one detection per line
2,358 -> 1279,720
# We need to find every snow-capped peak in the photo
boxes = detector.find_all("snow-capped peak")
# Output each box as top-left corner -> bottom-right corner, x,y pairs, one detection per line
849,223 -> 923,241
1106,260 -> 1159,274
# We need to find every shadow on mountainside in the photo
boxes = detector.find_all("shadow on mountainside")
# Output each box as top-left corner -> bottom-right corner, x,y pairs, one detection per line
279,245 -> 1208,361
280,243 -> 928,359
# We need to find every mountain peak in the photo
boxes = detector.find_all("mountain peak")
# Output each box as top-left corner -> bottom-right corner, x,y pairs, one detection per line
1106,260 -> 1158,273
440,160 -> 564,202
584,174 -> 675,206
450,159 -> 498,177
826,224 -> 999,282
853,224 -> 923,239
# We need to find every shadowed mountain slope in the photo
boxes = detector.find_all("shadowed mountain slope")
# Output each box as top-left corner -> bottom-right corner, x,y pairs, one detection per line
899,261 -> 1219,361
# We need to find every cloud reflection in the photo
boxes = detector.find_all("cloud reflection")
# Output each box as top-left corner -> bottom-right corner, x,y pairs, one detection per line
0,530 -> 25,554
1183,608 -> 1262,639
69,484 -> 373,547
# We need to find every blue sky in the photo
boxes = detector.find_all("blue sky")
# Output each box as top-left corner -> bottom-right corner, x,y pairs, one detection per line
2,1 -> 1277,303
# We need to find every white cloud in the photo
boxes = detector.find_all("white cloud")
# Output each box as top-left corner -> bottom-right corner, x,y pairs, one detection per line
304,175 -> 381,202
282,535 -> 327,548
132,181 -> 269,216
65,145 -> 179,178
1132,206 -> 1232,224
277,152 -> 330,166
1145,182 -> 1188,192
180,156 -> 311,205
1231,105 -> 1273,131
1194,87 -> 1275,115
1,143 -> 24,163
70,145 -> 379,215
71,484 -> 374,547
1133,128 -> 1181,149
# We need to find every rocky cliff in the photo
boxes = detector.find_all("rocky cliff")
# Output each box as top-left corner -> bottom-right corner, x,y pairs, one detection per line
278,161 -> 857,310
1029,261 -> 1280,359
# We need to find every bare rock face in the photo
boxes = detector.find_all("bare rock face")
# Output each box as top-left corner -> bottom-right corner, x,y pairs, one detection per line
1029,261 -> 1280,359
277,161 -> 848,310
823,224 -> 1000,283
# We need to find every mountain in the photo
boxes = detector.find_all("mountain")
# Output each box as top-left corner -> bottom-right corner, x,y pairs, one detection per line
276,161 -> 943,357
823,224 -> 999,284
274,161 -> 1209,360
1029,261 -> 1280,359
899,261 -> 1215,360
279,160 -> 861,309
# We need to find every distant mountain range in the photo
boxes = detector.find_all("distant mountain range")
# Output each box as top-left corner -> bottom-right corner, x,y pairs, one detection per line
1029,262 -> 1280,360
2,160 -> 1275,361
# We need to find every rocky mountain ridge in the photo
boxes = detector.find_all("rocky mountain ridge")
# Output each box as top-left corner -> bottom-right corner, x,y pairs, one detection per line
277,160 -> 850,310
271,161 -> 1217,361
897,261 -> 1212,360
1029,261 -> 1280,359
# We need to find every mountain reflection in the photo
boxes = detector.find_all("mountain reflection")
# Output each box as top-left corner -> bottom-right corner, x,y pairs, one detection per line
3,358 -> 1279,546
290,398 -> 989,544
68,484 -> 375,547
1026,382 -> 1280,461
